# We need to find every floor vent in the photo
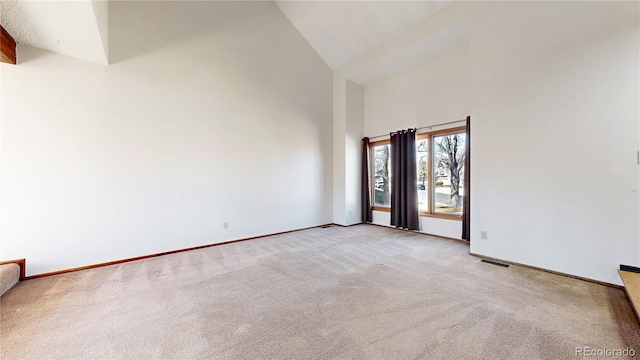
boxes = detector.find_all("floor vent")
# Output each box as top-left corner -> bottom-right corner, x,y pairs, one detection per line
481,259 -> 510,268
320,225 -> 332,229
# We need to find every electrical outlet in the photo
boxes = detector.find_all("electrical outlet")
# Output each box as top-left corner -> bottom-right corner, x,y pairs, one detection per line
349,210 -> 352,216
480,231 -> 488,240
223,222 -> 229,229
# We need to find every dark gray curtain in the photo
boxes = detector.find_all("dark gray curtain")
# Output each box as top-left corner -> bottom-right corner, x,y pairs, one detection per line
361,137 -> 373,223
462,116 -> 471,241
390,129 -> 419,230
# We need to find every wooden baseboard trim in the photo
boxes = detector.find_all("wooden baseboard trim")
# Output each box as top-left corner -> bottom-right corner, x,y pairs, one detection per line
0,259 -> 26,280
24,224 -> 332,280
330,223 -> 363,227
470,253 -> 623,290
365,222 -> 468,244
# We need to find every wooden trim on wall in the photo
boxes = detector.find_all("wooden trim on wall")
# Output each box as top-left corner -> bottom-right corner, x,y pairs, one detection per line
330,223 -> 363,227
470,253 -> 623,290
372,206 -> 391,212
0,259 -> 26,280
369,139 -> 390,147
427,135 -> 434,213
419,212 -> 462,221
0,24 -> 17,65
422,125 -> 466,137
24,224 -> 332,280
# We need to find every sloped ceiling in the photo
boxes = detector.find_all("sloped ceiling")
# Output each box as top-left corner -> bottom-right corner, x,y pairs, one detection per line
0,0 -> 108,64
0,0 -> 451,69
275,1 -> 451,70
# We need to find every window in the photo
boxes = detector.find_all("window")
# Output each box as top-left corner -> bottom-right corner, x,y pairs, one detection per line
432,132 -> 465,216
372,143 -> 391,208
370,126 -> 466,219
416,138 -> 429,213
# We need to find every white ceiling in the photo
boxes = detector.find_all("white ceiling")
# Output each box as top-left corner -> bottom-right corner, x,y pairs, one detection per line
0,0 -> 452,71
348,19 -> 469,85
0,0 -> 108,64
274,1 -> 451,70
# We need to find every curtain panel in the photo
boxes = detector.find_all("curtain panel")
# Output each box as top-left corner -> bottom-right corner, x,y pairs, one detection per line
461,116 -> 471,241
390,129 -> 419,230
361,137 -> 373,223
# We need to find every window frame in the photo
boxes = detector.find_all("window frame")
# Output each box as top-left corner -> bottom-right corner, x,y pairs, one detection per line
370,139 -> 391,212
369,125 -> 466,221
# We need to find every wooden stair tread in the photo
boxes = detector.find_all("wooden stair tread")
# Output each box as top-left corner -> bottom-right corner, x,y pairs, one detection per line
0,264 -> 21,297
619,270 -> 640,321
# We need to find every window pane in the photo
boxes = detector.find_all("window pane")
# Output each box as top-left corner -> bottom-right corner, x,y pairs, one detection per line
433,133 -> 466,216
416,139 -> 428,213
373,144 -> 391,207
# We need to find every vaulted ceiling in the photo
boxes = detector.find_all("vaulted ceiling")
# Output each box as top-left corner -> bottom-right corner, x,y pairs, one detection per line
274,1 -> 451,70
0,0 -> 453,72
0,0 -> 108,64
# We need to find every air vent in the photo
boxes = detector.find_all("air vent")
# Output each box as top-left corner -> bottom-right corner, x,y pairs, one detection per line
481,259 -> 510,268
320,225 -> 332,229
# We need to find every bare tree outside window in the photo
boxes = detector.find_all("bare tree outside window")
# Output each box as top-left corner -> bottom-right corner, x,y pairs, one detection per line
433,133 -> 465,215
416,139 -> 428,212
373,144 -> 391,207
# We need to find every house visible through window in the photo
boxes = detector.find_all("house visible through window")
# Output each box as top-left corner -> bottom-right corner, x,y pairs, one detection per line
370,126 -> 466,219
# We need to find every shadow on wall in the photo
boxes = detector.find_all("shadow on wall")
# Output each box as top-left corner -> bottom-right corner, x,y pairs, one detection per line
108,1 -> 231,64
108,1 -> 331,118
14,44 -> 50,64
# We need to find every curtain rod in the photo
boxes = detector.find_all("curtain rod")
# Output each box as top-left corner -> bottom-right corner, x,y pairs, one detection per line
367,118 -> 467,141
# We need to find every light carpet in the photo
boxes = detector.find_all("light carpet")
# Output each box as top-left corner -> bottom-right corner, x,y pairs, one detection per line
1,225 -> 638,359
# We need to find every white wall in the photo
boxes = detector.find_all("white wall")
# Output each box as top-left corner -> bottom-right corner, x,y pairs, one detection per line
345,81 -> 364,225
365,43 -> 469,137
332,79 -> 364,226
340,0 -> 638,284
90,0 -> 109,64
364,44 -> 469,239
1,1 -> 637,286
331,3 -> 468,228
469,1 -> 639,285
332,77 -> 347,225
0,1 -> 333,276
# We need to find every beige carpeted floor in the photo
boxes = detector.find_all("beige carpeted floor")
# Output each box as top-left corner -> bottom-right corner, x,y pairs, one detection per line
1,225 -> 638,359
